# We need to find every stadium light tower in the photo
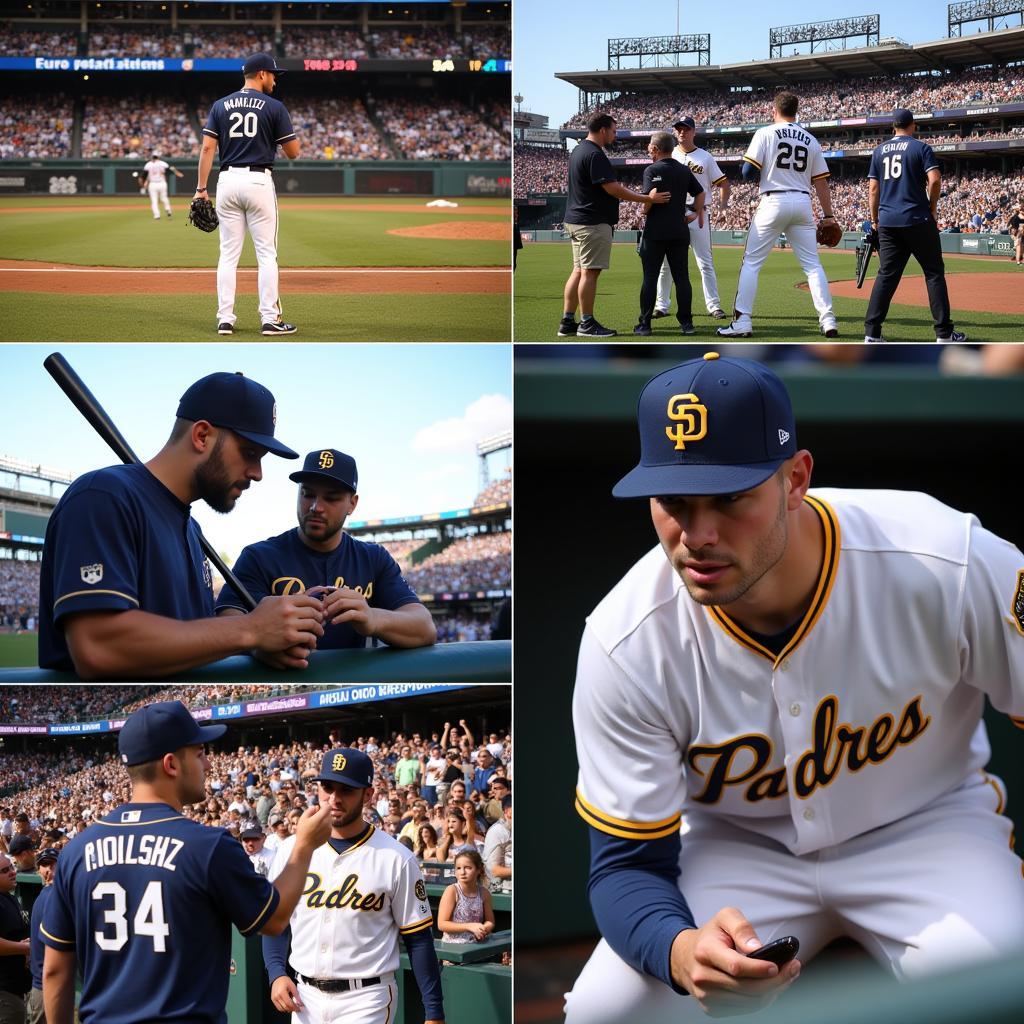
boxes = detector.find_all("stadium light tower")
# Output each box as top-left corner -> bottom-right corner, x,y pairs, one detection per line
948,0 -> 1024,35
476,430 -> 512,495
0,455 -> 72,497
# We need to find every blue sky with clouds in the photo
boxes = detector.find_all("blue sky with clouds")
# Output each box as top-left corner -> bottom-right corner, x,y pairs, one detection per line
0,344 -> 511,561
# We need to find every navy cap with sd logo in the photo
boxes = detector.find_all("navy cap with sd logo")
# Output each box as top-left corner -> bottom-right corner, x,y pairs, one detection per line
177,371 -> 298,460
311,747 -> 374,789
119,700 -> 227,766
243,52 -> 287,75
288,449 -> 358,491
613,352 -> 797,498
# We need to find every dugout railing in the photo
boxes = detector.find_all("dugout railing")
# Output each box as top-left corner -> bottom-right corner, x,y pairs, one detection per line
0,160 -> 511,198
0,639 -> 511,683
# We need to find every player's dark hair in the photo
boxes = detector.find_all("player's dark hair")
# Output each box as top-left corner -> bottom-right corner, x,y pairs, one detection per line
168,417 -> 194,445
126,759 -> 163,785
588,113 -> 616,134
774,92 -> 799,117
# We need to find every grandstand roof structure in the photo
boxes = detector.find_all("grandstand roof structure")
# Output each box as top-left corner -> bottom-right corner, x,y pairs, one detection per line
555,25 -> 1024,93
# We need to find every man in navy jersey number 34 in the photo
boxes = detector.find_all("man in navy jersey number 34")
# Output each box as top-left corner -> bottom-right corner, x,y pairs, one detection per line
198,52 -> 300,337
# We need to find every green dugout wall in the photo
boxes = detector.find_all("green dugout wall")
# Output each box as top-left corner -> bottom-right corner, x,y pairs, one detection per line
0,160 -> 511,198
514,359 -> 1024,949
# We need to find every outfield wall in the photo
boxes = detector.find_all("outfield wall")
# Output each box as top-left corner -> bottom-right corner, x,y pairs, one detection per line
519,227 -> 1017,258
0,160 -> 511,198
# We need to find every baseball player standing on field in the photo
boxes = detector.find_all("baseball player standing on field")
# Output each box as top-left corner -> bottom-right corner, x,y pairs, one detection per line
653,116 -> 730,322
40,701 -> 333,1024
38,371 -> 328,678
263,748 -> 445,1024
864,109 -> 966,344
563,351 -> 1024,1023
215,448 -> 436,669
717,92 -> 839,338
140,151 -> 184,220
197,52 -> 299,337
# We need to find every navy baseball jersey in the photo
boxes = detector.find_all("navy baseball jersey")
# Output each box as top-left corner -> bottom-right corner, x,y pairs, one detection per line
203,89 -> 296,167
215,529 -> 421,649
38,463 -> 215,671
868,136 -> 938,227
29,882 -> 54,991
40,803 -> 280,1024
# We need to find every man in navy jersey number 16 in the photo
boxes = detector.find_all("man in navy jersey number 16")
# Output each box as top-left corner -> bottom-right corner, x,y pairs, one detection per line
41,701 -> 332,1024
216,448 -> 437,669
863,108 -> 965,344
198,52 -> 300,337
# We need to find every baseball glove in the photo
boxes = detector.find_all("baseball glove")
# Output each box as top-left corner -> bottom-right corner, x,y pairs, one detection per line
187,196 -> 219,233
816,218 -> 843,247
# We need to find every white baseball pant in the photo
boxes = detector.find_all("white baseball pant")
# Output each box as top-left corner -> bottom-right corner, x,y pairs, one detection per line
148,181 -> 170,218
215,167 -> 283,326
656,214 -> 721,314
563,774 -> 1024,1023
731,192 -> 835,329
292,976 -> 397,1024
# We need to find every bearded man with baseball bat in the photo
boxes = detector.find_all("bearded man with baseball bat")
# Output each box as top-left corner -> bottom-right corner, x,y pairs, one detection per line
38,365 -> 327,679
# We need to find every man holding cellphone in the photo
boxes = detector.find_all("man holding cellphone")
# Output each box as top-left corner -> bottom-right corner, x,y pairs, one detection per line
216,448 -> 436,667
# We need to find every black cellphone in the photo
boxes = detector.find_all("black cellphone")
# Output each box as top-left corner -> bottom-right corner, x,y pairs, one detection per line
746,936 -> 800,966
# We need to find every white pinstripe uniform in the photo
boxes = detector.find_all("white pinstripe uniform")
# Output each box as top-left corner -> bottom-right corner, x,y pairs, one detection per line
722,121 -> 837,335
655,145 -> 727,316
565,488 -> 1024,1023
269,827 -> 434,1024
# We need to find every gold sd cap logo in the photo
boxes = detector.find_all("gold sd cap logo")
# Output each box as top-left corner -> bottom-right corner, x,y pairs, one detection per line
319,450 -> 335,469
665,394 -> 708,450
332,753 -> 348,772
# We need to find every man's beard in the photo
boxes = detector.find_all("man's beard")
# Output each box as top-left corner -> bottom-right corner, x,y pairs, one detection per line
195,434 -> 246,514
300,513 -> 343,544
332,801 -> 365,830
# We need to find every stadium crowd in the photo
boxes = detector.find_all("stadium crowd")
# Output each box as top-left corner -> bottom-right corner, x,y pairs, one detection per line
435,612 -> 498,643
474,472 -> 511,506
405,532 -> 510,593
0,94 -> 74,160
513,145 -> 569,196
87,27 -> 185,58
282,97 -> 391,160
81,96 -> 197,159
0,686 -> 162,723
562,67 -> 1024,131
0,713 -> 512,890
0,23 -> 77,56
0,559 -> 40,628
379,96 -> 511,160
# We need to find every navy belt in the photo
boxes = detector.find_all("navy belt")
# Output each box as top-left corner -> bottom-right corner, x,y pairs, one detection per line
296,974 -> 381,993
765,189 -> 809,196
223,164 -> 272,173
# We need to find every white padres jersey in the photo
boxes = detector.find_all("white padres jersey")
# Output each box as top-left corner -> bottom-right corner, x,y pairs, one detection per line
574,489 -> 1024,857
671,146 -> 726,210
269,827 -> 434,979
143,159 -> 169,184
743,122 -> 829,195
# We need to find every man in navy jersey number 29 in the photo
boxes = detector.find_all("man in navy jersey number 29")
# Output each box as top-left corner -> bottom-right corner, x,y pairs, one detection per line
41,701 -> 332,1024
863,108 -> 966,344
198,52 -> 300,337
216,448 -> 436,669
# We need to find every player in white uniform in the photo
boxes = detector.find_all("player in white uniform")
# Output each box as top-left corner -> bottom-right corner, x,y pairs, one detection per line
141,153 -> 184,219
654,117 -> 729,321
563,352 -> 1024,1023
264,748 -> 445,1024
717,92 -> 839,338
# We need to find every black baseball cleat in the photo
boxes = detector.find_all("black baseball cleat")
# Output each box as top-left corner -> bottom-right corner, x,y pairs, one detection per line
557,318 -> 578,337
679,322 -> 697,335
577,318 -> 616,337
217,323 -> 234,335
633,322 -> 653,336
261,321 -> 298,335
936,330 -> 968,343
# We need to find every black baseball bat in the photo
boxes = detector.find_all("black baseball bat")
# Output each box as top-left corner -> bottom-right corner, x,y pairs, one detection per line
43,352 -> 258,611
856,231 -> 876,289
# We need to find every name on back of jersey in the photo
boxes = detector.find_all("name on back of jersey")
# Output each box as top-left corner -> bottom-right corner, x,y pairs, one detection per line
776,126 -> 813,146
84,834 -> 185,872
223,96 -> 267,111
880,139 -> 911,154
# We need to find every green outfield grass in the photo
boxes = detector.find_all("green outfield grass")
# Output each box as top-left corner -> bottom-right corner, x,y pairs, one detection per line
0,195 -> 509,267
0,195 -> 511,342
0,633 -> 37,669
514,243 -> 1022,343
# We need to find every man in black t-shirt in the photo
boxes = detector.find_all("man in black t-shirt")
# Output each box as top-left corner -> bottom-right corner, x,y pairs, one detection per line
0,852 -> 30,1023
634,132 -> 705,336
559,113 -> 670,339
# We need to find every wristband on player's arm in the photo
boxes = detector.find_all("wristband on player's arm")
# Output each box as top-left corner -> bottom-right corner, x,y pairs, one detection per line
588,827 -> 696,993
403,926 -> 445,1020
261,926 -> 291,983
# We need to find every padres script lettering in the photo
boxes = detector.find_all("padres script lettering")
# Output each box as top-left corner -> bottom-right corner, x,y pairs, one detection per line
303,872 -> 386,912
271,577 -> 374,598
686,694 -> 931,804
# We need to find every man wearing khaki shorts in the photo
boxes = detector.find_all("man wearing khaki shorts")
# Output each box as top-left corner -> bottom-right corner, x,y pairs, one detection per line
559,113 -> 669,339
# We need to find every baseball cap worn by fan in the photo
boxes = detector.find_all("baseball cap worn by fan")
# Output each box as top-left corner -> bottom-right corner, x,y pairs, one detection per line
36,847 -> 60,865
7,835 -> 34,855
613,352 -> 797,498
177,372 -> 298,459
289,449 -> 358,491
311,747 -> 375,790
119,700 -> 227,766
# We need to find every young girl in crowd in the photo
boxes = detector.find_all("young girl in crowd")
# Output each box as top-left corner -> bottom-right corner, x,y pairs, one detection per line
437,849 -> 495,944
